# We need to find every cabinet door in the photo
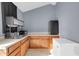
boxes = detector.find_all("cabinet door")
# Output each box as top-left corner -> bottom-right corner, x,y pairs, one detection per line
9,47 -> 20,56
30,36 -> 52,49
21,42 -> 27,56
21,39 -> 29,56
8,42 -> 20,54
25,39 -> 29,51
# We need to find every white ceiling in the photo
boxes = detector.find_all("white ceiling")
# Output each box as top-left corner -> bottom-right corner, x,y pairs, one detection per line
13,2 -> 56,12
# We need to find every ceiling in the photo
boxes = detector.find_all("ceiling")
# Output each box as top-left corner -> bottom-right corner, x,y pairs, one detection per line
13,2 -> 56,12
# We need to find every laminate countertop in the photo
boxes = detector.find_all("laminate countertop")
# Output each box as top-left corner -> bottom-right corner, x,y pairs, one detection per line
0,34 -> 59,50
0,35 -> 28,49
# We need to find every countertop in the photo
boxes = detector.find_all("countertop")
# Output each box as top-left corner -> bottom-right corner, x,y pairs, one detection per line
53,38 -> 77,45
0,33 -> 59,49
0,35 -> 28,49
28,32 -> 59,36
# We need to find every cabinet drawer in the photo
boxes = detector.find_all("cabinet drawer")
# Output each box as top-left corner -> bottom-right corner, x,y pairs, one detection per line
9,47 -> 20,56
8,42 -> 20,54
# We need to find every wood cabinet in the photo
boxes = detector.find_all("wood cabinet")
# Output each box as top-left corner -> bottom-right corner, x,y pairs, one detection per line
29,36 -> 52,49
8,41 -> 21,56
0,35 -> 54,56
21,42 -> 26,56
21,37 -> 29,56
8,41 -> 20,54
8,37 -> 29,56
9,47 -> 21,56
0,36 -> 29,56
1,2 -> 17,34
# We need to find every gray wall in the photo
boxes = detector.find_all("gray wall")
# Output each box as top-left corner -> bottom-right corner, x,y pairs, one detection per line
17,8 -> 23,21
0,3 -> 3,35
23,4 -> 56,32
17,8 -> 24,31
23,2 -> 79,42
56,2 -> 79,42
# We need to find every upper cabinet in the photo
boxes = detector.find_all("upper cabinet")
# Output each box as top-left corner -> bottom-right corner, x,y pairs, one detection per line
2,2 -> 17,18
1,2 -> 17,33
2,2 -> 24,34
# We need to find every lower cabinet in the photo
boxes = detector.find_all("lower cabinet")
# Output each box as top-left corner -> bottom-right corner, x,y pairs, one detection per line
29,36 -> 52,49
0,35 -> 53,56
21,37 -> 29,56
21,42 -> 26,56
8,36 -> 52,56
8,37 -> 29,56
0,41 -> 21,56
8,41 -> 20,56
9,47 -> 21,56
8,41 -> 21,56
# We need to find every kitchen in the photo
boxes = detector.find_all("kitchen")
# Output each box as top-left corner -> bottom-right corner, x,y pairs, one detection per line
0,2 -> 59,56
1,2 -> 79,56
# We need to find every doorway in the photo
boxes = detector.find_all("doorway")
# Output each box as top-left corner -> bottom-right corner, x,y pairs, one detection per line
49,20 -> 59,35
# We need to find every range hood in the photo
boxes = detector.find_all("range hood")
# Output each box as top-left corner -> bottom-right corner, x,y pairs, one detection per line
6,16 -> 24,27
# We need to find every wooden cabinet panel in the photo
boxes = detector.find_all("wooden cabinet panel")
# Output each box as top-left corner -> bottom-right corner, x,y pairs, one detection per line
21,37 -> 27,44
0,35 -> 53,56
8,36 -> 29,56
30,38 -> 48,48
9,47 -> 20,56
21,38 -> 29,56
29,36 -> 52,49
0,36 -> 30,56
26,39 -> 29,50
16,52 -> 21,56
8,41 -> 20,54
21,42 -> 27,56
